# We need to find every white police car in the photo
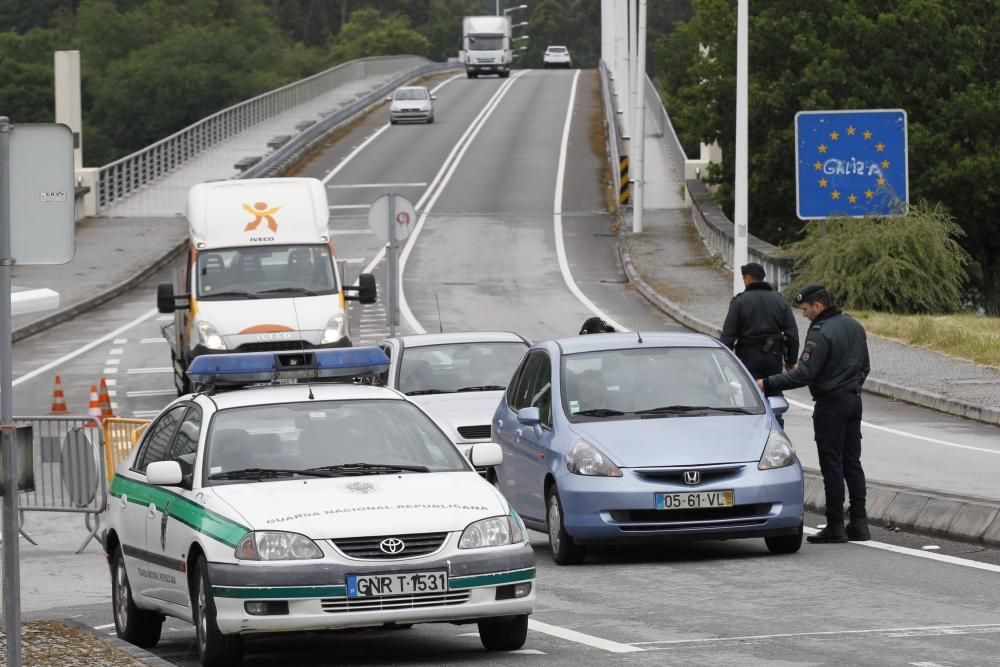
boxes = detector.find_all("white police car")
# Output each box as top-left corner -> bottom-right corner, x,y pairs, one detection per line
103,348 -> 535,666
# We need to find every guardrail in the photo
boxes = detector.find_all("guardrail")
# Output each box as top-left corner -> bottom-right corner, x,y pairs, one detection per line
598,60 -> 622,205
96,55 -> 439,211
643,75 -> 689,188
15,416 -> 107,553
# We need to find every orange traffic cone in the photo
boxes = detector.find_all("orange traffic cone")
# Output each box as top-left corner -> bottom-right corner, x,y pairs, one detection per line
98,378 -> 115,419
50,375 -> 69,414
85,384 -> 102,427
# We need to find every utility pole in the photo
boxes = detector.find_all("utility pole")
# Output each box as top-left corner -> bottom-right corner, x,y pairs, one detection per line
733,0 -> 750,295
632,0 -> 647,233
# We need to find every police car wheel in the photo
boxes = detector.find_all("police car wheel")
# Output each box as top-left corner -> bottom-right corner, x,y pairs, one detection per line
478,614 -> 528,651
546,486 -> 586,565
112,546 -> 163,648
765,523 -> 804,554
194,558 -> 244,666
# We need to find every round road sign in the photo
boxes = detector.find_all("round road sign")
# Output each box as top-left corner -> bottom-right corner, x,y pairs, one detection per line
367,194 -> 416,243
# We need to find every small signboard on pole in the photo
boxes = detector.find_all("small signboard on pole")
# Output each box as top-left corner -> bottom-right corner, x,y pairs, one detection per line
795,109 -> 908,220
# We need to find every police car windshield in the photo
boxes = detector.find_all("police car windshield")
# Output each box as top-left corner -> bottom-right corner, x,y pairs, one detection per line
562,347 -> 764,422
204,399 -> 468,484
397,342 -> 528,395
197,244 -> 337,300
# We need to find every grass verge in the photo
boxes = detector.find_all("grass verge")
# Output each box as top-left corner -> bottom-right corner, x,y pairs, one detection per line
851,311 -> 1000,368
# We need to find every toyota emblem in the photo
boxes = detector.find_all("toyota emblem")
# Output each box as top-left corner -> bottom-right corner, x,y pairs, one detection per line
379,537 -> 405,554
683,470 -> 701,485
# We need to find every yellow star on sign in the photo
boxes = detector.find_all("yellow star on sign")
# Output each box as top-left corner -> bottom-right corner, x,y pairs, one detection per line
832,190 -> 841,200
865,189 -> 874,199
881,159 -> 890,169
875,142 -> 885,152
848,194 -> 857,204
830,131 -> 840,140
818,144 -> 828,153
847,126 -> 856,135
813,161 -> 822,171
877,177 -> 886,186
863,130 -> 872,140
818,178 -> 828,188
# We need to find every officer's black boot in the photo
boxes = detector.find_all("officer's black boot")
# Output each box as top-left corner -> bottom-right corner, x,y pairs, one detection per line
846,505 -> 871,541
807,511 -> 848,544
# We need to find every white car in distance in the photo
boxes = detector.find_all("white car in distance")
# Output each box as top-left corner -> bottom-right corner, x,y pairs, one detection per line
543,46 -> 572,69
378,332 -> 530,479
388,86 -> 436,124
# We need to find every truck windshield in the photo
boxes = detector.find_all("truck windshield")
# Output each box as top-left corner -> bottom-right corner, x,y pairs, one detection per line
469,35 -> 504,50
196,244 -> 338,299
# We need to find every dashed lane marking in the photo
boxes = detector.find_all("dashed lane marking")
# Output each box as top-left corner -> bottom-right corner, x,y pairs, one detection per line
140,337 -> 166,344
528,620 -> 644,653
804,526 -> 1000,574
102,368 -> 118,375
109,348 -> 124,355
113,338 -> 127,345
105,358 -> 121,366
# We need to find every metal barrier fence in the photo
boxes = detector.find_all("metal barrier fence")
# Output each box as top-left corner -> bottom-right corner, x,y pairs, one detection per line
644,74 -> 689,188
96,55 -> 433,211
102,418 -> 151,483
14,416 -> 107,553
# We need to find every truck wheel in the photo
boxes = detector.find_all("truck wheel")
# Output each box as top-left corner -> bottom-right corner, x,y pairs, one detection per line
111,546 -> 163,648
194,557 -> 244,667
479,614 -> 528,651
500,70 -> 510,78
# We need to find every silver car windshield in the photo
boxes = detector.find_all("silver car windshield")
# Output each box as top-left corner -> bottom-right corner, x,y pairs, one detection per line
205,400 -> 468,483
398,342 -> 527,395
394,89 -> 429,101
562,347 -> 764,420
197,244 -> 337,299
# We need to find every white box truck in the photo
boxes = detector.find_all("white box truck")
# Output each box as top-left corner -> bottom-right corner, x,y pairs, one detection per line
157,177 -> 376,394
463,16 -> 512,78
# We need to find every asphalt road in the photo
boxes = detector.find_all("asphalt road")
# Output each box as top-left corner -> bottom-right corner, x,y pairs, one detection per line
7,68 -> 1000,665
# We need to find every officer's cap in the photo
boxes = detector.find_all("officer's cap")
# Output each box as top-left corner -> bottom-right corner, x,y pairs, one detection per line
740,262 -> 766,280
580,316 -> 615,334
795,283 -> 829,304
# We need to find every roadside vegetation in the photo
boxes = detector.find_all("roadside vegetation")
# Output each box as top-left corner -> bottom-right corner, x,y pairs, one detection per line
657,0 -> 1000,316
850,311 -> 1000,369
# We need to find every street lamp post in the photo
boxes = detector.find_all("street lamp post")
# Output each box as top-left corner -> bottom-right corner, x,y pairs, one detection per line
503,4 -> 528,17
733,0 -> 749,295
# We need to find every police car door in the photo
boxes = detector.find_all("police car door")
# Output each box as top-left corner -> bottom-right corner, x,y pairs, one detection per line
122,404 -> 187,601
144,404 -> 202,607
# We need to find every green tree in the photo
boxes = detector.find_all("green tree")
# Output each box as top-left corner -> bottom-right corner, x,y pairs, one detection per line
330,7 -> 431,60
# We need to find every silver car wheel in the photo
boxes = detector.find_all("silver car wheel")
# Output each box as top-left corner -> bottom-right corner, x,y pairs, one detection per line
197,573 -> 208,653
114,558 -> 129,630
548,494 -> 562,554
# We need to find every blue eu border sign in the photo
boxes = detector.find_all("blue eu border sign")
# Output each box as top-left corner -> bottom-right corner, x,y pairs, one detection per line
795,109 -> 908,220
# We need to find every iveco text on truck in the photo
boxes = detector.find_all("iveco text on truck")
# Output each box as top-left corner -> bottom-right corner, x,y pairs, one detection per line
463,16 -> 512,78
157,177 -> 376,394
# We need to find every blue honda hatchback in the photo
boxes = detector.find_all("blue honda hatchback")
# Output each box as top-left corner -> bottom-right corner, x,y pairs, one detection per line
491,332 -> 804,564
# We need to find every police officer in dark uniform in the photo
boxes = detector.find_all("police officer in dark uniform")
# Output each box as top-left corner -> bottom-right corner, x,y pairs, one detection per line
721,263 -> 799,423
758,284 -> 871,544
579,316 -> 615,334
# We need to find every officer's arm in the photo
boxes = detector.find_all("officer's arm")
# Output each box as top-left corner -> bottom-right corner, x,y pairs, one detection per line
782,304 -> 800,366
766,334 -> 830,393
720,297 -> 740,349
861,333 -> 871,383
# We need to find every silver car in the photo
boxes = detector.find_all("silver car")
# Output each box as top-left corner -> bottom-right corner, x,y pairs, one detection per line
388,86 -> 436,124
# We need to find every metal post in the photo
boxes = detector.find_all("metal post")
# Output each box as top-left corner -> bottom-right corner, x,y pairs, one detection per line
387,194 -> 398,336
1,116 -> 23,667
733,0 -> 750,295
633,0 -> 647,233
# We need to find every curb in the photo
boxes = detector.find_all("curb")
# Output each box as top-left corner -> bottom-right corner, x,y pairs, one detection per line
12,238 -> 188,344
616,226 -> 1000,428
802,469 -> 1000,548
61,619 -> 175,667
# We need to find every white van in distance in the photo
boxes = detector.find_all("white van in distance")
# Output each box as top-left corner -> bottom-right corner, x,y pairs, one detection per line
157,177 -> 376,394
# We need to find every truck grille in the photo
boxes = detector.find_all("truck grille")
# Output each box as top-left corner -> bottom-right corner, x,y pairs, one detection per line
236,341 -> 313,353
321,590 -> 469,613
456,425 -> 491,440
332,532 -> 448,560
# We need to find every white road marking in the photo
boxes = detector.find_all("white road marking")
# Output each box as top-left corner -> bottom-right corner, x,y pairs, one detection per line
633,623 -> 1000,648
512,649 -> 546,655
107,390 -> 117,397
126,389 -> 178,398
92,623 -> 115,630
804,526 -> 1000,574
13,308 -> 159,387
922,545 -> 941,551
105,379 -> 117,387
327,182 -> 427,189
552,70 -> 626,332
156,315 -> 172,322
102,368 -> 119,375
529,619 -> 644,653
127,367 -> 173,375
113,338 -> 127,345
105,358 -> 121,366
342,258 -> 366,264
133,410 -> 161,418
109,348 -> 124,355
399,70 -> 529,334
140,337 -> 166,344
787,398 -> 1000,456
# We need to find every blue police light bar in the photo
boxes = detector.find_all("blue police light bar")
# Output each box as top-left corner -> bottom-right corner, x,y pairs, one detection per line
186,347 -> 389,389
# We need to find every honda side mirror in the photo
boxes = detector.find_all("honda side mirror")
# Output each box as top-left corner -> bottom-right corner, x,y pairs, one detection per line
768,396 -> 790,415
516,407 -> 540,426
